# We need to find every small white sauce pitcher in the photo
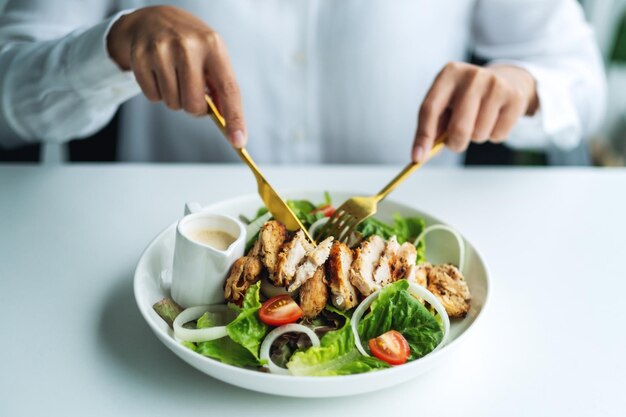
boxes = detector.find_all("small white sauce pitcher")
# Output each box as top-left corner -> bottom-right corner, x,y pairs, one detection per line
171,203 -> 246,307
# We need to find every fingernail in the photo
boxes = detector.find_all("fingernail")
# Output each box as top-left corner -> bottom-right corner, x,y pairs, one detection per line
231,130 -> 246,148
413,146 -> 424,163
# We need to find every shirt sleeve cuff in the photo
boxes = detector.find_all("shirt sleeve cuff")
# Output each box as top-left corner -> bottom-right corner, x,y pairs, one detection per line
67,9 -> 140,98
489,60 -> 582,151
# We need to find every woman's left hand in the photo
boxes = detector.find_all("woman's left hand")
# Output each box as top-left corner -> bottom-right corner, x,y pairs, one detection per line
412,62 -> 539,162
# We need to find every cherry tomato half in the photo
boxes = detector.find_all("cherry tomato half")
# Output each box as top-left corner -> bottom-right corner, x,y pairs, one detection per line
312,205 -> 336,217
368,330 -> 410,365
258,295 -> 303,326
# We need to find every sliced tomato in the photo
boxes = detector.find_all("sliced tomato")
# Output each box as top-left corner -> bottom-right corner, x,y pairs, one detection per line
312,205 -> 336,217
259,295 -> 303,326
368,330 -> 410,365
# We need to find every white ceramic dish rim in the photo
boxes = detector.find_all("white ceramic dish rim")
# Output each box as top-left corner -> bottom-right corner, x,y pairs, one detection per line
133,191 -> 491,384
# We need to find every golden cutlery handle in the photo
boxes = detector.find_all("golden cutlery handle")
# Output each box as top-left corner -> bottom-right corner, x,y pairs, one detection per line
374,134 -> 448,202
204,94 -> 268,183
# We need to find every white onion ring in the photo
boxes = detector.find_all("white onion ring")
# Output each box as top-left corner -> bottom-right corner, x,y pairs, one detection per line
260,324 -> 321,375
414,224 -> 466,274
173,305 -> 231,342
351,282 -> 450,357
351,290 -> 383,357
308,217 -> 328,240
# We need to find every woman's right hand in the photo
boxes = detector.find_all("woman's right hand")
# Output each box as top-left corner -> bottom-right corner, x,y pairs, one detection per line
107,6 -> 246,147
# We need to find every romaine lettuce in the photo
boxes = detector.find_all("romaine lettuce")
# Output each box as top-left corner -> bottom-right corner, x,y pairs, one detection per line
225,282 -> 268,360
287,312 -> 390,376
195,337 -> 261,368
358,280 -> 443,360
194,282 -> 268,367
287,199 -> 326,228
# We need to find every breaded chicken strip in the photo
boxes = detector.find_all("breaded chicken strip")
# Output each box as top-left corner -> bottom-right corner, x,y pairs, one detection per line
299,267 -> 328,318
350,235 -> 385,296
373,236 -> 399,287
259,220 -> 288,277
327,241 -> 358,310
224,239 -> 264,304
243,238 -> 264,282
391,242 -> 417,282
224,257 -> 247,302
426,264 -> 471,318
274,230 -> 314,287
248,236 -> 262,257
224,256 -> 264,304
288,237 -> 334,292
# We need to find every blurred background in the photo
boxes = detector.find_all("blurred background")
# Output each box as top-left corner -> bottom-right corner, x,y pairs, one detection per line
1,0 -> 626,166
584,0 -> 626,166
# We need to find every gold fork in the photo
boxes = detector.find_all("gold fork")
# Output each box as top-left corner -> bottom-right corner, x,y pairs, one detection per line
316,134 -> 447,243
204,95 -> 313,242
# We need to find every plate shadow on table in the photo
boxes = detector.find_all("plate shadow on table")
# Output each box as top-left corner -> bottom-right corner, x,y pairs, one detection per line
96,275 -> 269,401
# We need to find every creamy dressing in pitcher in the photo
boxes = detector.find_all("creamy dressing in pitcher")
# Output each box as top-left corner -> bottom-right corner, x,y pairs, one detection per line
187,229 -> 236,250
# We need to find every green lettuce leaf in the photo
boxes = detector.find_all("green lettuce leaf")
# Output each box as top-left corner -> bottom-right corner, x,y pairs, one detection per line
225,282 -> 268,360
193,316 -> 260,368
250,198 -> 327,232
255,206 -> 269,218
358,280 -> 443,360
195,337 -> 261,368
196,311 -> 220,329
321,191 -> 332,207
193,282 -> 268,367
287,199 -> 326,228
287,316 -> 390,376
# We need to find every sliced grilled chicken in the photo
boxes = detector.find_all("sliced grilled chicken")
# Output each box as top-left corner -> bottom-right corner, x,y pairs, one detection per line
274,230 -> 314,287
350,235 -> 385,296
259,220 -> 288,277
327,241 -> 358,310
426,264 -> 471,318
412,262 -> 431,288
373,236 -> 400,287
288,237 -> 334,292
299,267 -> 328,318
391,241 -> 418,282
248,236 -> 262,257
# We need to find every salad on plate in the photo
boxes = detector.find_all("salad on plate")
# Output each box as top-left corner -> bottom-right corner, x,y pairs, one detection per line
153,194 -> 472,376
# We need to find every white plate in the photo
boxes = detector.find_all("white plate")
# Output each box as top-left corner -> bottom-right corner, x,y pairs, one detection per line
133,191 -> 490,397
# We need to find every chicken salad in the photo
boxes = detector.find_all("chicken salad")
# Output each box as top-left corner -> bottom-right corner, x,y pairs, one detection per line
153,196 -> 471,376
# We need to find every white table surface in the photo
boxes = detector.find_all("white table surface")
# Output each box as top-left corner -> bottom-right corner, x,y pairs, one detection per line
1,164 -> 625,417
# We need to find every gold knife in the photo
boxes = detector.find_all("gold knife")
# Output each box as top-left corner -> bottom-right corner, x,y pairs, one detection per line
204,95 -> 313,242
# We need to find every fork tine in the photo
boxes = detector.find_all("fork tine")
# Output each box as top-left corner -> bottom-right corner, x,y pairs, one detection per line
337,218 -> 358,243
324,211 -> 351,240
319,209 -> 349,241
316,209 -> 341,240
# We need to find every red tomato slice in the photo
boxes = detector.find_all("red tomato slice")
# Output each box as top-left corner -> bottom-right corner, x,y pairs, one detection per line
259,295 -> 303,326
368,330 -> 410,365
312,205 -> 336,217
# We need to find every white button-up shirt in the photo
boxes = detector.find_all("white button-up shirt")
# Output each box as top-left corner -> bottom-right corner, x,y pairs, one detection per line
0,0 -> 606,164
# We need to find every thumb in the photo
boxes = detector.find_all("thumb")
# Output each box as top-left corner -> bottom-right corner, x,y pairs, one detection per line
216,83 -> 247,148
208,75 -> 247,148
412,129 -> 435,163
